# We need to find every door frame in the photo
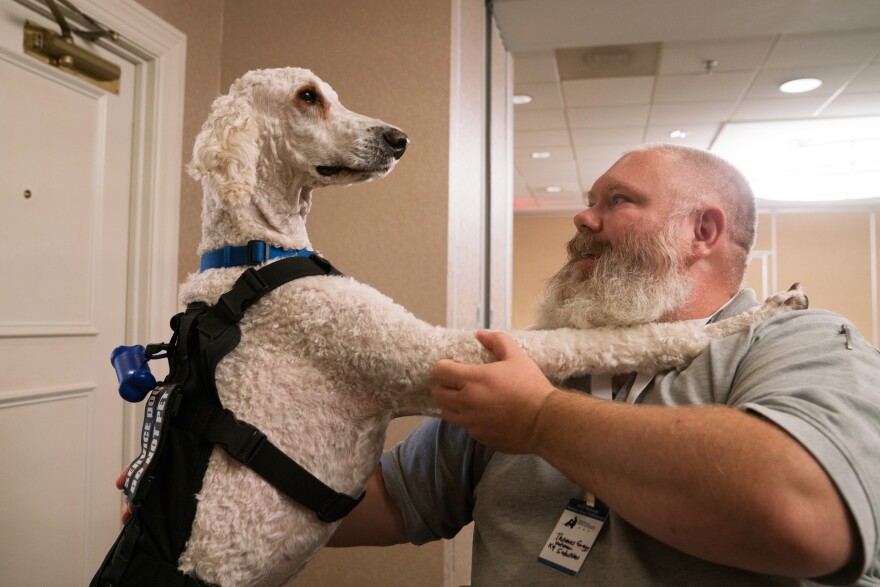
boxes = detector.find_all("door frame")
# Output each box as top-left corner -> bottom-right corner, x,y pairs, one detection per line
13,0 -> 186,462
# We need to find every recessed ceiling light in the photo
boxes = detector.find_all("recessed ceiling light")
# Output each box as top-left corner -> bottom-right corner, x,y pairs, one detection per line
779,78 -> 823,94
512,94 -> 533,105
669,130 -> 688,139
531,151 -> 551,159
545,186 -> 562,193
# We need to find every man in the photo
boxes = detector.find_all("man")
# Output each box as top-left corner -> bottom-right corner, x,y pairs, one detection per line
330,144 -> 880,585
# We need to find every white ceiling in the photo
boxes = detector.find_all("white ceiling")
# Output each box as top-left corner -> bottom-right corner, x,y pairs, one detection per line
493,0 -> 880,213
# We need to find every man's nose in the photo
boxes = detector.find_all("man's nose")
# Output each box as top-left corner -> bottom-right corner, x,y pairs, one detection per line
574,207 -> 600,233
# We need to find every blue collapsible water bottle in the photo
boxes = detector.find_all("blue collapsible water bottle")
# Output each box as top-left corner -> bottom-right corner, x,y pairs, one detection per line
110,345 -> 157,402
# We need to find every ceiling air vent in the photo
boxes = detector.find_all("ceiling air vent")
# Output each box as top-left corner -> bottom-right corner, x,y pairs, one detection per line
555,42 -> 660,80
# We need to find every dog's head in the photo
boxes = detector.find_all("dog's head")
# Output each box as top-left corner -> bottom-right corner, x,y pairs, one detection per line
187,67 -> 408,207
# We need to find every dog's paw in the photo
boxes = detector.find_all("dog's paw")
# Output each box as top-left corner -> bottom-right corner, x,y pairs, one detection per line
704,284 -> 809,339
764,282 -> 809,311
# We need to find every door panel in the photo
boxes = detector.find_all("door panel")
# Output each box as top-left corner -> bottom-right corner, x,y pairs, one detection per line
0,58 -> 100,332
0,2 -> 136,584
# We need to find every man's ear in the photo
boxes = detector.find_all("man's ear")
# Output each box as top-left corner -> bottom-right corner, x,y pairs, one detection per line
692,206 -> 725,258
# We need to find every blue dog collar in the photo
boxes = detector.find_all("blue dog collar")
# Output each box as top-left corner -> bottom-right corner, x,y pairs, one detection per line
200,241 -> 313,271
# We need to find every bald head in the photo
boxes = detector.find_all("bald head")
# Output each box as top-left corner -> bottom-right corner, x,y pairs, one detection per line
621,144 -> 757,286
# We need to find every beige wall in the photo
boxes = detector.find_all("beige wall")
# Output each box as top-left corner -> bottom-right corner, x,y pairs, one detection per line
132,1 -> 496,585
512,215 -> 572,328
220,0 -> 453,329
514,210 -> 880,344
130,0 -> 224,285
750,210 -> 876,342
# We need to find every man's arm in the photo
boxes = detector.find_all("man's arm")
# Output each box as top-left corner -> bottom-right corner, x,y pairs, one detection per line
432,330 -> 858,579
327,465 -> 408,547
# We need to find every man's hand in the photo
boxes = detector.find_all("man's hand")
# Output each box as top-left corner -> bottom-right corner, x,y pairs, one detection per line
431,330 -> 558,454
116,467 -> 133,524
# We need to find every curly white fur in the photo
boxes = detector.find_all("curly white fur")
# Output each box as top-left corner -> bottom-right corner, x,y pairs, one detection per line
173,68 -> 807,586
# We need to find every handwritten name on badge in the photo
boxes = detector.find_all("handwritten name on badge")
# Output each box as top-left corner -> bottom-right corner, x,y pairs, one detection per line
538,498 -> 608,576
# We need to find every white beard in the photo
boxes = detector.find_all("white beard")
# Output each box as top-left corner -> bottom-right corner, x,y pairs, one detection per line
534,223 -> 694,329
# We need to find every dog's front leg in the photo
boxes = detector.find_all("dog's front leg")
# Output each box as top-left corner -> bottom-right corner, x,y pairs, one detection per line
300,280 -> 806,417
510,285 -> 807,379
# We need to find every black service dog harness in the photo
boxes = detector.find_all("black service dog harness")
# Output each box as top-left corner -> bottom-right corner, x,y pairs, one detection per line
91,252 -> 364,587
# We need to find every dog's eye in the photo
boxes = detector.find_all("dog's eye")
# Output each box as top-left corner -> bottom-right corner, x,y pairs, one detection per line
298,89 -> 319,104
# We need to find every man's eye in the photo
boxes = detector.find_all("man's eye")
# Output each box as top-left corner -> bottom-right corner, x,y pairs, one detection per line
298,89 -> 318,103
610,195 -> 627,205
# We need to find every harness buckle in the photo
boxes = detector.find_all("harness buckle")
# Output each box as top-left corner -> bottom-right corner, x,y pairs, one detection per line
237,429 -> 267,465
240,267 -> 269,295
201,406 -> 268,466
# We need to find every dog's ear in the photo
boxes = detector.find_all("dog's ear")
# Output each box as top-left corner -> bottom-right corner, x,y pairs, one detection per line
187,88 -> 260,207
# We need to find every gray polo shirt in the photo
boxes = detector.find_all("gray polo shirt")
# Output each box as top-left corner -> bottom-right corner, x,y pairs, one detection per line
382,290 -> 880,586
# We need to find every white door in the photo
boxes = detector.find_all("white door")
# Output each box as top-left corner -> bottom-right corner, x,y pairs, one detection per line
0,2 -> 136,585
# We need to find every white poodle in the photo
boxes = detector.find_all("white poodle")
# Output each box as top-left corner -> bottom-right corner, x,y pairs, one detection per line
155,68 -> 804,586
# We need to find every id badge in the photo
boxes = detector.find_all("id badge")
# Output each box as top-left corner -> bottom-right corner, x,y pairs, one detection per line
537,498 -> 609,576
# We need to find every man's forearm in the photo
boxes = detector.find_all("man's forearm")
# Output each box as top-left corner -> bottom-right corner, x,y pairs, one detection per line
529,390 -> 857,578
327,465 -> 408,547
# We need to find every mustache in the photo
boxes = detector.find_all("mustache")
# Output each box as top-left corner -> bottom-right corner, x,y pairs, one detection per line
565,232 -> 612,261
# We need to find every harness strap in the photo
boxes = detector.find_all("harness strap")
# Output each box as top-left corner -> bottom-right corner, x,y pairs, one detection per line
173,395 -> 365,522
91,518 -> 214,587
93,255 -> 351,586
198,254 -> 342,341
188,254 -> 362,522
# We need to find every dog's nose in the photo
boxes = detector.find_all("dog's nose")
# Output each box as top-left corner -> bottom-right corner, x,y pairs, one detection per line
383,128 -> 409,160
